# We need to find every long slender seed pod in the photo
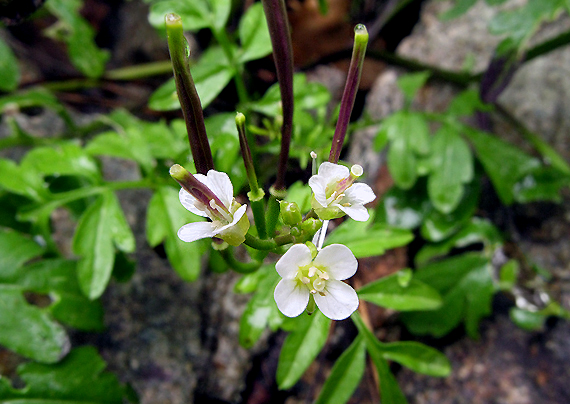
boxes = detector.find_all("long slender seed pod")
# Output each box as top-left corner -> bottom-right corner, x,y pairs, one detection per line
166,13 -> 214,174
261,0 -> 294,190
329,24 -> 369,164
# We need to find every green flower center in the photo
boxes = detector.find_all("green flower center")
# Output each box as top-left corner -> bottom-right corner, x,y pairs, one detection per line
295,264 -> 329,296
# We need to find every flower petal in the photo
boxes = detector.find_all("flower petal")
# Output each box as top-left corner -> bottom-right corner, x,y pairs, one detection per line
275,244 -> 313,279
204,170 -> 233,209
230,204 -> 247,226
344,183 -> 376,205
338,204 -> 369,222
318,162 -> 349,182
179,188 -> 209,218
313,244 -> 357,280
314,280 -> 359,320
274,279 -> 309,317
308,175 -> 328,207
177,221 -> 218,243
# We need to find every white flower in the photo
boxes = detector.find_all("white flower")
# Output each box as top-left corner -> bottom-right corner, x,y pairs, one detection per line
274,243 -> 359,320
309,162 -> 375,221
178,170 -> 250,246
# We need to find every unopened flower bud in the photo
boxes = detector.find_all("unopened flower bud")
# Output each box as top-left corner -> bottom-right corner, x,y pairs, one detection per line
301,218 -> 322,235
280,201 -> 302,225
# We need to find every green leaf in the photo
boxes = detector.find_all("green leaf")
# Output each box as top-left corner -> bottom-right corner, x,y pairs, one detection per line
21,142 -> 101,183
249,73 -> 330,116
383,111 -> 430,189
416,217 -> 501,266
397,71 -> 430,102
488,0 -> 566,52
0,228 -> 45,281
314,335 -> 366,404
522,129 -> 570,176
351,312 -> 408,404
379,341 -> 451,377
447,89 -> 490,117
13,259 -> 104,331
420,177 -> 480,242
357,270 -> 443,311
464,128 -> 540,204
402,253 -> 493,338
440,0 -> 477,21
277,311 -> 331,390
0,158 -> 47,201
149,0 -> 210,31
149,46 -> 234,111
376,181 -> 432,229
325,214 -> 413,258
239,265 -> 282,348
498,259 -> 518,290
509,307 -> 546,331
352,312 -> 450,377
146,186 -> 208,281
0,284 -> 69,363
72,191 -> 128,299
513,166 -> 569,203
0,36 -> 20,91
238,3 -> 272,63
0,88 -> 62,112
45,0 -> 109,78
427,124 -> 473,213
0,346 -> 127,403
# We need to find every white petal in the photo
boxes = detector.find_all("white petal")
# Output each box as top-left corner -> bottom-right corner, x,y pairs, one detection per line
179,188 -> 209,218
338,204 -> 369,222
213,203 -> 247,235
318,162 -> 349,182
314,280 -> 359,320
313,244 -> 357,280
204,170 -> 233,209
274,279 -> 309,317
308,175 -> 328,207
178,221 -> 218,243
230,204 -> 247,226
275,244 -> 312,279
344,183 -> 376,205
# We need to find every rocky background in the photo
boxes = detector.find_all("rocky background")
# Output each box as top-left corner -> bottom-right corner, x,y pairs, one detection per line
1,0 -> 569,403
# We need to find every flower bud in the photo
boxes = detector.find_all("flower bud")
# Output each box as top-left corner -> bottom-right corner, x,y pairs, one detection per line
280,201 -> 302,225
301,218 -> 322,235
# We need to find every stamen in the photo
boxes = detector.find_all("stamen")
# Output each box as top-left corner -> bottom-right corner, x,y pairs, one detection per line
320,272 -> 329,280
209,199 -> 233,222
308,266 -> 317,277
310,289 -> 317,294
319,291 -> 326,296
301,277 -> 310,284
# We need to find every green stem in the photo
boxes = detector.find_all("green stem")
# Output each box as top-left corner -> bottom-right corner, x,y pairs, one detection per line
218,247 -> 262,273
17,179 -> 154,222
249,196 -> 267,239
265,193 -> 281,237
244,232 -> 296,250
104,60 -> 173,80
211,27 -> 250,104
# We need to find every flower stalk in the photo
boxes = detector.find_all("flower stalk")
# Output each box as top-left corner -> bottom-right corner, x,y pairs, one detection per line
166,13 -> 214,174
329,24 -> 369,164
236,112 -> 267,238
261,0 -> 294,191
